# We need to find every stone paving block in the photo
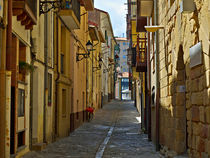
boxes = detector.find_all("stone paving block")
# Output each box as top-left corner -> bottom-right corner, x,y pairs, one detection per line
22,101 -> 160,158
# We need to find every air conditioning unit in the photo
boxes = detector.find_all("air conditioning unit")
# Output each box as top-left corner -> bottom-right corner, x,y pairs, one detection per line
180,0 -> 195,13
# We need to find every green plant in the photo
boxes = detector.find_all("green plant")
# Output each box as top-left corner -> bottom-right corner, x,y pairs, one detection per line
19,61 -> 34,73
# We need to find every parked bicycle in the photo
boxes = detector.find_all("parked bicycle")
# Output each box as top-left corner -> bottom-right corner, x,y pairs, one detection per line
86,107 -> 95,122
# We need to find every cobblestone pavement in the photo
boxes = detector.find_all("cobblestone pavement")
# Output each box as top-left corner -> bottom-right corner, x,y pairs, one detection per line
23,100 -> 161,158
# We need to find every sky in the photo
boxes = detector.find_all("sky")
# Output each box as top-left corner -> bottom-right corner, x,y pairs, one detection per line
95,0 -> 127,38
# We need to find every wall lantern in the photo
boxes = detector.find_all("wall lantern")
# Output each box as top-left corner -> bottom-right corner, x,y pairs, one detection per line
144,26 -> 164,32
76,40 -> 93,62
93,56 -> 102,72
86,40 -> 93,52
40,0 -> 73,14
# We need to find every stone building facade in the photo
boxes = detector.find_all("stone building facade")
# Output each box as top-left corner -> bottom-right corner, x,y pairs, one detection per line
156,0 -> 210,156
129,0 -> 210,157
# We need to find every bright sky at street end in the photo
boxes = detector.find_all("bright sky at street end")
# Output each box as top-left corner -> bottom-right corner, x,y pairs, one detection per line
95,0 -> 127,38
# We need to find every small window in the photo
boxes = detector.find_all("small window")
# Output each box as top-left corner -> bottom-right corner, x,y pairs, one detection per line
61,54 -> 64,74
48,73 -> 52,106
105,30 -> 108,44
62,89 -> 66,117
18,89 -> 25,117
76,100 -> 79,120
123,55 -> 126,59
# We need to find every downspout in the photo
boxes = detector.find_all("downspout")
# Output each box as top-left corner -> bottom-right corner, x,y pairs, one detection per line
147,18 -> 151,141
29,31 -> 35,149
92,41 -> 99,107
6,0 -> 12,70
43,10 -> 48,143
6,0 -> 13,154
55,14 -> 60,137
92,42 -> 93,107
154,0 -> 160,151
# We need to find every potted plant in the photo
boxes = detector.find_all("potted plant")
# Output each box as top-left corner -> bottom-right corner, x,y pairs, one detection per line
19,61 -> 34,74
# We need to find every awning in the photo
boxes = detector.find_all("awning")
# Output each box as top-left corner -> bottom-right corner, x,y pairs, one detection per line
137,0 -> 153,17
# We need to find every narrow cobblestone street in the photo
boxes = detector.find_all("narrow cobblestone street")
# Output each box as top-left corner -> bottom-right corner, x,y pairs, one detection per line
23,100 -> 160,158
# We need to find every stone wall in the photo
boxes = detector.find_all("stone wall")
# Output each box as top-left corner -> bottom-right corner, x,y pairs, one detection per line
158,0 -> 210,157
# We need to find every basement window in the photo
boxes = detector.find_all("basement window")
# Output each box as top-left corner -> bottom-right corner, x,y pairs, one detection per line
62,89 -> 67,117
17,131 -> 25,148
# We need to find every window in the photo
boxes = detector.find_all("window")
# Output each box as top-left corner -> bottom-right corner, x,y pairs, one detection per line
123,42 -> 126,46
48,73 -> 52,106
18,131 -> 25,147
105,30 -> 108,45
123,55 -> 126,59
61,54 -> 64,74
76,100 -> 79,120
18,89 -> 25,117
62,89 -> 66,117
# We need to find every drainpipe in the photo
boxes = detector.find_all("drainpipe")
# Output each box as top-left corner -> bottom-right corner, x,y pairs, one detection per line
29,31 -> 35,149
154,0 -> 160,151
6,0 -> 12,70
55,14 -> 60,137
92,43 -> 93,107
43,10 -> 48,143
147,18 -> 151,141
6,0 -> 13,155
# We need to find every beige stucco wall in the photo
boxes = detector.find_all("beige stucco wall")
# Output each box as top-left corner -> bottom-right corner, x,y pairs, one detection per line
100,11 -> 116,102
12,16 -> 31,157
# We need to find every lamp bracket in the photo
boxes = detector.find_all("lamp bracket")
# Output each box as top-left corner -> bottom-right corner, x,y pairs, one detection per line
76,53 -> 90,62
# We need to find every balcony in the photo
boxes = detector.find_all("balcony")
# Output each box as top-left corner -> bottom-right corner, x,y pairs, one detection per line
59,0 -> 81,30
137,0 -> 153,17
131,47 -> 136,67
136,37 -> 147,72
136,16 -> 147,32
79,0 -> 94,11
12,0 -> 37,30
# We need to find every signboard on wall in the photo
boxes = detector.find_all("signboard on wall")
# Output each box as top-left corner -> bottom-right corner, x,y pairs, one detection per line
0,0 -> 3,18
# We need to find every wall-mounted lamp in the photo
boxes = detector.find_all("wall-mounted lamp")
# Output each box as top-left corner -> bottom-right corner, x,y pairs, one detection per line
93,56 -> 102,72
76,40 -> 93,62
144,26 -> 164,32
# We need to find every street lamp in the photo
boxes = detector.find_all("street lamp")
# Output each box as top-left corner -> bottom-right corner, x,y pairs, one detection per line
93,56 -> 103,72
144,26 -> 164,32
86,40 -> 93,52
76,40 -> 93,62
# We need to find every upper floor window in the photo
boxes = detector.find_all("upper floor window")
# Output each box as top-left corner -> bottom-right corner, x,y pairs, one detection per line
61,54 -> 64,74
18,89 -> 25,117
